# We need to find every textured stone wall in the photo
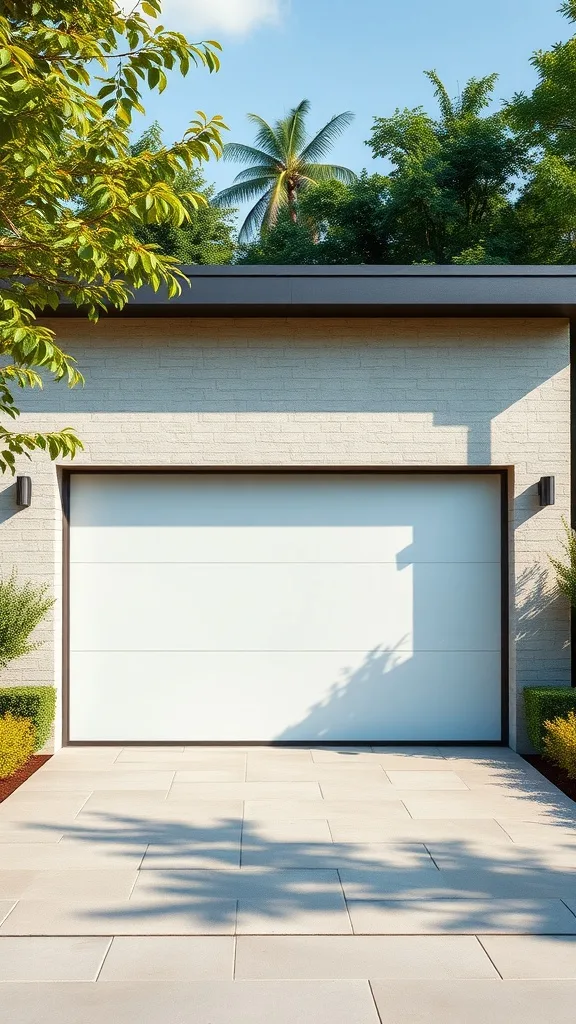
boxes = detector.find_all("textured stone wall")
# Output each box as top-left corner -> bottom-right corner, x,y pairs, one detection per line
0,317 -> 570,750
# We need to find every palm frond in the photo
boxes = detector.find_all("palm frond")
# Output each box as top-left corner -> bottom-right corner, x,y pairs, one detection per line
299,110 -> 355,161
238,189 -> 275,243
281,100 -> 311,162
223,142 -> 280,167
230,165 -> 280,184
246,113 -> 284,160
212,177 -> 274,208
299,162 -> 357,185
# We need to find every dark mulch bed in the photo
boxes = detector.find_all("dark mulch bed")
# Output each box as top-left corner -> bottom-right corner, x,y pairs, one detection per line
524,754 -> 576,803
0,755 -> 52,802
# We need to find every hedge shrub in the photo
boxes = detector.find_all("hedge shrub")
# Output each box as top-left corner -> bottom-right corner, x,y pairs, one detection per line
0,687 -> 56,752
0,714 -> 36,778
543,710 -> 576,779
523,687 -> 576,752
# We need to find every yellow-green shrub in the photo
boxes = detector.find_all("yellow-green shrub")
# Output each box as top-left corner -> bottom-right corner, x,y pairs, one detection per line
0,714 -> 35,779
543,710 -> 576,779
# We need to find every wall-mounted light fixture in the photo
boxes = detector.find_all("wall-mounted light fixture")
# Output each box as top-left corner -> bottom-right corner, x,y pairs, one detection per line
538,475 -> 555,507
16,475 -> 32,508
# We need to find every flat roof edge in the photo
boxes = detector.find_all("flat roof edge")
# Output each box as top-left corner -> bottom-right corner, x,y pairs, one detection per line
40,265 -> 576,317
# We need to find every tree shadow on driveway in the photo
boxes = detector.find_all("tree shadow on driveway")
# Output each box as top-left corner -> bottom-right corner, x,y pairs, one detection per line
18,754 -> 576,937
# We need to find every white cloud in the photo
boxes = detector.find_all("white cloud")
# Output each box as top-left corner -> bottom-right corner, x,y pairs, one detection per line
152,0 -> 284,37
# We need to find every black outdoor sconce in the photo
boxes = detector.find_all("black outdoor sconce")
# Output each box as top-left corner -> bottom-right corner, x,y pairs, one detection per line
16,475 -> 32,508
538,475 -> 555,507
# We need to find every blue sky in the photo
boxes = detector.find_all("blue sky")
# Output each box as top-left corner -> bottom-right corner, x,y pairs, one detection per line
131,0 -> 572,221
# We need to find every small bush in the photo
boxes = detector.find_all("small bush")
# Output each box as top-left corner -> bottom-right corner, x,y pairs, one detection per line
523,687 -> 576,752
0,687 -> 56,752
543,711 -> 576,779
0,570 -> 54,672
0,713 -> 36,779
550,517 -> 576,608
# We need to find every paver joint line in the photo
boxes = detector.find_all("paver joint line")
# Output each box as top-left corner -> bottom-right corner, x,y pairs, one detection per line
561,900 -> 576,920
368,980 -> 385,1024
474,935 -> 504,979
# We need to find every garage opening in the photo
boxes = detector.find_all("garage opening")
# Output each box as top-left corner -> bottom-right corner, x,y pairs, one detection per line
66,471 -> 505,743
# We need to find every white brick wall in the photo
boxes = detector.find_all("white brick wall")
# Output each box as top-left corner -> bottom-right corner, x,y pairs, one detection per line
0,316 -> 570,750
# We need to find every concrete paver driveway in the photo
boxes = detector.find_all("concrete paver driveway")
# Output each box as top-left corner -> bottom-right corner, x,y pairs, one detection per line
0,745 -> 575,1022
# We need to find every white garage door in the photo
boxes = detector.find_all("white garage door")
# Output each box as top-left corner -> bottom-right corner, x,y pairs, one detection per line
68,472 -> 503,742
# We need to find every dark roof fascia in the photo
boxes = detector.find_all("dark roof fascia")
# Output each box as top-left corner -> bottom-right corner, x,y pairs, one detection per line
47,265 -> 576,320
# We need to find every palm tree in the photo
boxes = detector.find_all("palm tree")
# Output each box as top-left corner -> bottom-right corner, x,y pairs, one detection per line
213,99 -> 356,241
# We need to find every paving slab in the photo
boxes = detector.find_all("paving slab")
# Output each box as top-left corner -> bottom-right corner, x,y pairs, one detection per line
19,771 -> 175,792
0,936 -> 111,981
245,765 -> 389,782
385,771 -> 469,790
0,843 -> 147,870
245,748 -> 315,760
132,867 -> 343,900
235,934 -> 498,979
426,839 -> 576,870
370,979 -> 576,1023
496,820 -> 576,844
0,979 -> 379,1024
117,747 -> 185,756
244,799 -> 410,821
236,895 -> 352,934
244,819 -> 334,843
0,794 -> 92,822
69,814 -> 244,842
240,841 -> 435,870
0,870 -> 138,900
402,792 -> 574,820
118,755 -> 247,770
478,934 -> 576,978
346,898 -> 576,934
0,897 -> 238,935
171,769 -> 247,782
0,829 -> 64,843
98,936 -> 234,980
340,866 -> 576,900
317,784 -> 409,800
328,819 -> 514,843
141,843 -> 241,870
78,794 -> 244,819
312,751 -> 444,769
168,781 -> 322,800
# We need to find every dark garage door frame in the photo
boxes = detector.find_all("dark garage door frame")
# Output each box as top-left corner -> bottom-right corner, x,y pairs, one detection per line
60,465 -> 510,747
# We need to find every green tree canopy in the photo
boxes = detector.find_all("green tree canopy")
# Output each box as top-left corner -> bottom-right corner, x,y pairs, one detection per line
236,173 -> 391,265
507,1 -> 576,159
214,99 -> 356,241
504,1 -> 576,263
0,0 -> 226,472
366,70 -> 527,264
132,123 -> 236,264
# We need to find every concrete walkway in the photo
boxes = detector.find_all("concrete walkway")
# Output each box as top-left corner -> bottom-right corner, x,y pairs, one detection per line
0,745 -> 575,1022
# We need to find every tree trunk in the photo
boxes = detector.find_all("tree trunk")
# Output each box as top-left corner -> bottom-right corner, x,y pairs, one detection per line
287,182 -> 298,222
